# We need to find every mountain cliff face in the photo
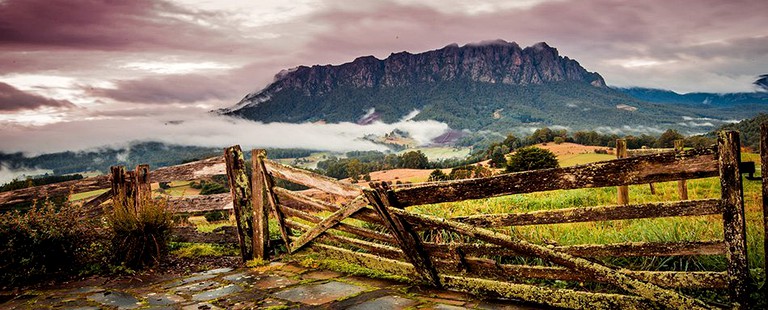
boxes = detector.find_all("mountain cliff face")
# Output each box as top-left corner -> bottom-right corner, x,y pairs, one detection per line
222,40 -> 757,133
223,40 -> 605,114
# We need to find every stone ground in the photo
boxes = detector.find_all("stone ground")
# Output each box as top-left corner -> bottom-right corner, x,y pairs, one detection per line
0,261 -> 547,309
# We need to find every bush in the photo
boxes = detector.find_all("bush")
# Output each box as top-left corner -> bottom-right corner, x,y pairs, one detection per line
427,169 -> 448,182
107,195 -> 173,269
200,181 -> 227,195
203,210 -> 227,222
0,201 -> 106,286
506,147 -> 559,173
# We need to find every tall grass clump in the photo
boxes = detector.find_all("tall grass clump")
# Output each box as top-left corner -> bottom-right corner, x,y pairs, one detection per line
107,194 -> 173,269
0,200 -> 106,287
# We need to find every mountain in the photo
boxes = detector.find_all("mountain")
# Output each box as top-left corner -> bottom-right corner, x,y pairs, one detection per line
616,87 -> 768,106
223,40 -> 764,134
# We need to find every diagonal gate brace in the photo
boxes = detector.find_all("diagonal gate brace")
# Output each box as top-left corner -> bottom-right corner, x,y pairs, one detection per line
289,195 -> 369,253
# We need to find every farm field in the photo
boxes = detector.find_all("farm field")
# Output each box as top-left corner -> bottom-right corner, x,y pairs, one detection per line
397,146 -> 471,160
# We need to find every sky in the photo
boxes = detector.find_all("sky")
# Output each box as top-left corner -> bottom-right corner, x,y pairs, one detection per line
0,0 -> 767,155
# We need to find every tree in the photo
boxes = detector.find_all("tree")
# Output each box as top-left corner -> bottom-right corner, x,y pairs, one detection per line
502,134 -> 519,149
529,127 -> 554,144
488,144 -> 510,168
506,147 -> 559,173
656,129 -> 684,148
399,151 -> 429,169
427,169 -> 448,182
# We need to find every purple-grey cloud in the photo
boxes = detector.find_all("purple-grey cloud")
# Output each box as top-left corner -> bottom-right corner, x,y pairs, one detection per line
0,82 -> 75,111
87,74 -> 242,104
0,0 -> 244,52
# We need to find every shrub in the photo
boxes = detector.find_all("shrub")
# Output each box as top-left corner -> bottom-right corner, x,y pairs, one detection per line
203,210 -> 227,222
427,169 -> 449,182
107,195 -> 173,269
506,147 -> 559,173
0,200 -> 105,286
200,181 -> 227,195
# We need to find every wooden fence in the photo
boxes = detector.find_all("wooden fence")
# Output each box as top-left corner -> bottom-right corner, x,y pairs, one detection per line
0,155 -> 231,216
0,130 -> 763,309
241,131 -> 758,309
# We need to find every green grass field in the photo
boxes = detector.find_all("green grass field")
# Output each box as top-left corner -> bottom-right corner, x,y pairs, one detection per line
557,153 -> 615,167
398,147 -> 471,161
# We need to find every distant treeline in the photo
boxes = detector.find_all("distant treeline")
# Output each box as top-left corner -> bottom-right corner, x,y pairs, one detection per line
0,174 -> 83,193
313,126 -> 721,181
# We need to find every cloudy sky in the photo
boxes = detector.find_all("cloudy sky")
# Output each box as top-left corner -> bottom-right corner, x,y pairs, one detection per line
0,0 -> 767,155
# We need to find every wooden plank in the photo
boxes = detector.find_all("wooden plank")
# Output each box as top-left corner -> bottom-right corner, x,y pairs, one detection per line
386,207 -> 713,309
274,187 -> 382,224
440,275 -> 655,310
675,140 -> 689,200
309,242 -> 418,278
251,149 -> 270,260
289,197 -> 369,253
285,220 -> 403,259
80,190 -> 113,217
264,160 -> 361,198
258,158 -> 292,252
423,240 -> 726,258
433,256 -> 727,289
762,123 -> 768,303
224,145 -> 254,261
150,155 -> 226,183
279,204 -> 395,244
451,199 -> 723,227
718,131 -> 749,308
309,243 -> 655,310
364,187 -> 441,287
166,193 -> 231,214
391,147 -> 718,207
616,139 -> 629,205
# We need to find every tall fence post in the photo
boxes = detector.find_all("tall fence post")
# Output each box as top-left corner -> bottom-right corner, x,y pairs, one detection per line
251,149 -> 270,260
761,123 -> 768,302
616,139 -> 629,205
674,140 -> 689,200
134,164 -> 151,208
224,145 -> 254,261
110,165 -> 129,206
718,131 -> 749,308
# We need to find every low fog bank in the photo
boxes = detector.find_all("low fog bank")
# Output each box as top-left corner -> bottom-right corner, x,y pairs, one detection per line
0,113 -> 450,156
0,166 -> 53,185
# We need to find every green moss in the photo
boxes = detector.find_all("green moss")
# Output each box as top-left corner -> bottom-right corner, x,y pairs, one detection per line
169,242 -> 238,258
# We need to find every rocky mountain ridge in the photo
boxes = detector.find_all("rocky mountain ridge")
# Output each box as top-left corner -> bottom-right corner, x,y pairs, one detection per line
224,40 -> 605,114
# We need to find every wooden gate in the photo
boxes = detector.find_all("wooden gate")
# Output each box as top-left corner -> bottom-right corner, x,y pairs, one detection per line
248,131 -> 756,309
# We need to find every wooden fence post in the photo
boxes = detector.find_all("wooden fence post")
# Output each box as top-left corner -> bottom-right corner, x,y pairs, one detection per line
224,145 -> 254,261
761,123 -> 768,302
251,149 -> 270,260
675,140 -> 689,200
255,151 -> 292,252
718,131 -> 749,308
110,165 -> 129,206
363,184 -> 441,287
134,164 -> 151,208
616,139 -> 629,205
